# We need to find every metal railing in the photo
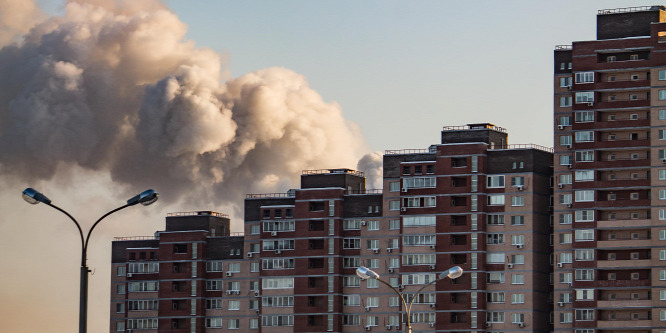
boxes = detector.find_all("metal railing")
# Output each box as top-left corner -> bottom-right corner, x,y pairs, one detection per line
555,45 -> 572,50
302,169 -> 365,177
246,192 -> 295,199
113,235 -> 158,241
385,148 -> 431,155
167,211 -> 229,218
598,6 -> 664,15
442,124 -> 507,133
491,144 -> 554,153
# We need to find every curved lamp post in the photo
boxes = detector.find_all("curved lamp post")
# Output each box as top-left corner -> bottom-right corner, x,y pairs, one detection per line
356,265 -> 463,333
22,188 -> 159,333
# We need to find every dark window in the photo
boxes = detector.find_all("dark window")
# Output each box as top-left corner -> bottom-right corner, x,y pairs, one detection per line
150,252 -> 157,260
174,244 -> 188,254
129,252 -> 136,261
309,220 -> 325,231
263,210 -> 270,219
139,252 -> 146,260
403,166 -> 410,175
309,201 -> 325,211
414,165 -> 422,174
274,210 -> 282,218
426,165 -> 435,174
286,209 -> 293,218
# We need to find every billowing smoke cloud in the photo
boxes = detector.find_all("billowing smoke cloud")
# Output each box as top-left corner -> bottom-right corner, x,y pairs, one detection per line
357,151 -> 383,189
0,0 -> 381,217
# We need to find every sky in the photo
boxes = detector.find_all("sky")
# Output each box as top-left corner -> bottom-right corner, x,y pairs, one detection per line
0,0 -> 657,332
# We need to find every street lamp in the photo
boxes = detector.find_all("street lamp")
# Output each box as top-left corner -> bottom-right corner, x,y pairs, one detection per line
22,187 -> 159,333
356,265 -> 463,333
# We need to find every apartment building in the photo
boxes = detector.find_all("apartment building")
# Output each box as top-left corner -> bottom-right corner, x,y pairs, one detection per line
553,6 -> 666,333
110,124 -> 552,332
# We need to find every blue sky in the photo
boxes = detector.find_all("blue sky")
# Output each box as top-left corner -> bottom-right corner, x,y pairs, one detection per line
156,0 -> 652,151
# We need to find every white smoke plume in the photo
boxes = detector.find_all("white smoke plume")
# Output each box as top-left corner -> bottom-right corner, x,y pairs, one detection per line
0,0 -> 378,215
357,151 -> 384,189
0,1 -> 385,332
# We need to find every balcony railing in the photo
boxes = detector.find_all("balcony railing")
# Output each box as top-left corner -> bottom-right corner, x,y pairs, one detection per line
598,6 -> 664,15
491,144 -> 554,153
385,148 -> 432,155
113,235 -> 158,241
246,192 -> 295,199
167,211 -> 229,218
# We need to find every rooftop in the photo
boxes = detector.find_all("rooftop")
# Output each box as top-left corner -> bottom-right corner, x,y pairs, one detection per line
442,123 -> 507,133
597,5 -> 665,15
302,168 -> 364,177
166,211 -> 229,218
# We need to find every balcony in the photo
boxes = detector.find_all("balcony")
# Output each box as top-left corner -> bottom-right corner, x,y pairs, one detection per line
586,199 -> 650,209
597,219 -> 650,228
597,259 -> 651,268
572,98 -> 650,110
574,178 -> 650,189
574,118 -> 649,130
598,238 -> 650,248
597,298 -> 652,307
589,78 -> 650,90
579,157 -> 650,169
573,138 -> 649,150
597,319 -> 651,329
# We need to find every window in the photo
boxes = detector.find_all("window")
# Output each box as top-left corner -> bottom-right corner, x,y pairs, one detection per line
487,175 -> 505,188
575,249 -> 594,261
343,295 -> 361,306
487,272 -> 505,284
488,194 -> 505,206
660,90 -> 666,100
487,233 -> 505,245
205,318 -> 222,328
559,194 -> 572,205
575,170 -> 594,182
487,214 -> 504,225
511,254 -> 525,264
403,216 -> 436,227
575,92 -> 594,103
575,210 -> 594,222
487,253 -> 505,263
403,177 -> 436,189
660,110 -> 666,120
559,174 -> 572,185
511,176 -> 525,186
575,131 -> 594,142
512,313 -> 525,324
127,319 -> 158,330
511,293 -> 525,304
575,229 -> 594,242
560,312 -> 573,323
576,309 -> 594,321
560,77 -> 572,87
560,155 -> 572,166
575,111 -> 594,123
343,238 -> 360,249
575,150 -> 594,162
487,292 -> 505,303
560,233 -> 572,244
486,311 -> 505,323
560,116 -> 572,126
560,252 -> 572,263
206,261 -> 223,272
560,214 -> 572,225
575,72 -> 594,83
262,296 -> 294,307
511,196 -> 524,206
262,278 -> 295,289
575,269 -> 594,281
575,190 -> 594,202
607,55 -> 616,62
560,96 -> 572,107
560,135 -> 572,145
511,274 -> 525,284
511,216 -> 524,226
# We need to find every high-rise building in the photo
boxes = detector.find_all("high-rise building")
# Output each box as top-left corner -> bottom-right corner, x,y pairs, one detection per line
553,6 -> 666,333
110,124 -> 552,332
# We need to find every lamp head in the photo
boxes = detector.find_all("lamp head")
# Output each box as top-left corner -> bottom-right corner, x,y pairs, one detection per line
356,266 -> 380,280
22,188 -> 51,205
127,189 -> 159,206
440,266 -> 463,280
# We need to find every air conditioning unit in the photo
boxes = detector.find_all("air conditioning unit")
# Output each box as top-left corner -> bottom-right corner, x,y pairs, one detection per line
566,144 -> 572,149
518,322 -> 525,327
255,309 -> 260,314
429,245 -> 436,250
429,323 -> 435,328
401,207 -> 407,212
388,268 -> 394,273
662,158 -> 666,164
254,292 -> 260,297
558,125 -> 564,130
387,248 -> 392,253
429,264 -> 436,270
247,253 -> 253,258
566,204 -> 572,208
271,231 -> 277,236
568,282 -> 573,287
567,86 -> 572,90
234,290 -> 240,295
386,325 -> 392,330
365,326 -> 371,331
516,185 -> 524,191
507,263 -> 514,269
126,273 -> 133,278
516,244 -> 523,249
557,302 -> 564,307
365,306 -> 371,312
402,188 -> 408,192
557,184 -> 563,189
429,303 -> 436,308
588,102 -> 594,106
226,272 -> 233,277
567,164 -> 573,169
361,221 -> 367,226
557,263 -> 563,268
398,284 -> 404,290
275,250 -> 281,255
226,290 -> 233,295
485,322 -> 492,328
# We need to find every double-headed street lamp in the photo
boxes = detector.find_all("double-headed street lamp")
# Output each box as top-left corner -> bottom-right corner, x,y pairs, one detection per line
22,187 -> 159,333
356,265 -> 463,333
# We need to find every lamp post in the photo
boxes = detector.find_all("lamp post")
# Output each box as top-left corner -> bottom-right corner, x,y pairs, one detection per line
356,265 -> 463,333
22,187 -> 159,333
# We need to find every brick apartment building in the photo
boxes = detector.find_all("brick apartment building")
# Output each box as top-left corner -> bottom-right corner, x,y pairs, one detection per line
553,5 -> 666,333
110,123 -> 553,332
